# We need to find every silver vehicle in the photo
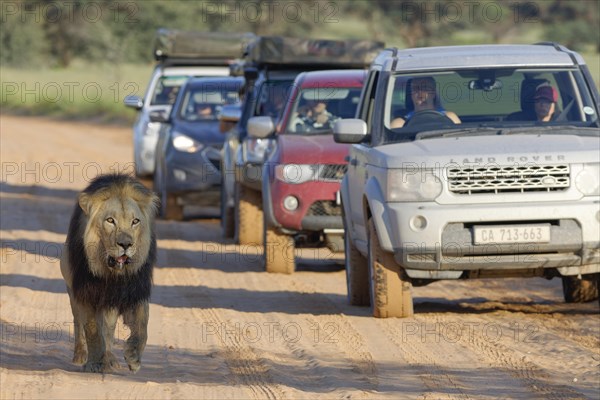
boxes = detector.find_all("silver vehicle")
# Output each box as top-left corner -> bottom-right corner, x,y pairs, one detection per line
124,29 -> 253,178
335,43 -> 600,318
125,65 -> 229,177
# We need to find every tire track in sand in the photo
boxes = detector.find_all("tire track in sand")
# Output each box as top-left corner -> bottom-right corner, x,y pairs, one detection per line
159,233 -> 285,400
432,314 -> 588,399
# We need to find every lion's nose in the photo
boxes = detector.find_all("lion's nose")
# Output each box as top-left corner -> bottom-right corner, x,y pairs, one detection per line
117,240 -> 133,251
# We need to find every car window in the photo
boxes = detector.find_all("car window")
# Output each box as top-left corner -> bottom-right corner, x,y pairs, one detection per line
255,81 -> 294,120
286,87 -> 362,134
381,68 -> 598,144
179,83 -> 241,122
150,76 -> 189,106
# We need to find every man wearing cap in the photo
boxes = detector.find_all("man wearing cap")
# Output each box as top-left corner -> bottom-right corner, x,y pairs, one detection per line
534,86 -> 559,122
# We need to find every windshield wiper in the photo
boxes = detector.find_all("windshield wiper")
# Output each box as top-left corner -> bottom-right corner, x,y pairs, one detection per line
500,125 -> 600,136
416,124 -> 600,139
416,127 -> 502,139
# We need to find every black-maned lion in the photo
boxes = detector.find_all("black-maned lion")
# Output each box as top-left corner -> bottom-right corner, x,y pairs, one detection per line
60,174 -> 158,373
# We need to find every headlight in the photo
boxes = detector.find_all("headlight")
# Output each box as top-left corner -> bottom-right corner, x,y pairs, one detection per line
244,138 -> 275,164
387,169 -> 442,202
172,132 -> 204,153
576,163 -> 600,196
275,164 -> 319,184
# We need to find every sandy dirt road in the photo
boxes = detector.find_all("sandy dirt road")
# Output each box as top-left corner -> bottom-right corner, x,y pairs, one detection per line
1,114 -> 599,399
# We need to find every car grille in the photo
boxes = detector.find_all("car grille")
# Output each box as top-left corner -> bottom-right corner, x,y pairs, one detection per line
318,164 -> 347,182
447,164 -> 570,194
306,201 -> 342,216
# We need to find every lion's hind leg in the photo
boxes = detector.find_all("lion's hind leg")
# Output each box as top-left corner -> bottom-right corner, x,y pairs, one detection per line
123,301 -> 149,373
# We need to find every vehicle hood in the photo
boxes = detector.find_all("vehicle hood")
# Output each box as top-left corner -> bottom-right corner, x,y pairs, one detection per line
276,134 -> 350,164
372,134 -> 600,168
171,120 -> 224,144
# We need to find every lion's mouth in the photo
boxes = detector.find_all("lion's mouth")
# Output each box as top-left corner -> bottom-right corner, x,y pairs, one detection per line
108,255 -> 132,270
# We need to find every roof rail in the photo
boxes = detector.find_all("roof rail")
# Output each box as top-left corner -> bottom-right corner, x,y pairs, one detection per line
534,42 -> 580,65
534,41 -> 565,51
372,48 -> 397,68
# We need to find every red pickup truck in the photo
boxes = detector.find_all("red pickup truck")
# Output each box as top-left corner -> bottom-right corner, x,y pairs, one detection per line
258,69 -> 366,273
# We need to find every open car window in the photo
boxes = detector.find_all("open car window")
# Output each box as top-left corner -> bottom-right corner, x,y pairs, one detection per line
381,68 -> 599,144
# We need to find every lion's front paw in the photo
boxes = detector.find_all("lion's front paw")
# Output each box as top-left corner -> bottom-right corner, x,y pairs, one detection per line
124,348 -> 142,373
83,352 -> 121,373
72,349 -> 88,365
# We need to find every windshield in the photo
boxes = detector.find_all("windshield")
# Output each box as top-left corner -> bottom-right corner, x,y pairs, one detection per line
150,75 -> 188,106
382,68 -> 599,144
286,87 -> 362,134
179,82 -> 241,122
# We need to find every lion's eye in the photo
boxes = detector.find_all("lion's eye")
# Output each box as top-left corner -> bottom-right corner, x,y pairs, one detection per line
132,218 -> 140,226
106,217 -> 115,224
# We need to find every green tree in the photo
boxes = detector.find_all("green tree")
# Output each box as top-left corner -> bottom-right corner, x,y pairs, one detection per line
0,0 -> 49,66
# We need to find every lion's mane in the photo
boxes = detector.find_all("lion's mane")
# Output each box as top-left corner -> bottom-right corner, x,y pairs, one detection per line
65,174 -> 158,313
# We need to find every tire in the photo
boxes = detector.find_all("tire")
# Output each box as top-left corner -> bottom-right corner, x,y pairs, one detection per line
562,274 -> 599,303
367,219 -> 413,318
161,192 -> 184,221
263,222 -> 295,274
325,234 -> 345,253
344,221 -> 370,306
220,179 -> 235,238
234,183 -> 263,245
154,163 -> 183,221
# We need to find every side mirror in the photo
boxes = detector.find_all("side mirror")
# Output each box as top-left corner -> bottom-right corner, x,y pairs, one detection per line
247,116 -> 275,138
333,119 -> 368,143
219,104 -> 242,133
124,95 -> 143,110
149,110 -> 170,123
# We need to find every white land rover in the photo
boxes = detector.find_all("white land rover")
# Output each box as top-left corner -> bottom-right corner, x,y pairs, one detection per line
335,43 -> 600,318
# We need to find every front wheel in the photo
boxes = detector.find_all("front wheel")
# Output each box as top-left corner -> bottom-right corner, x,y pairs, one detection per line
220,176 -> 235,238
367,219 -> 413,318
263,222 -> 295,274
154,163 -> 183,221
234,183 -> 264,245
344,224 -> 370,306
161,192 -> 184,221
562,275 -> 599,303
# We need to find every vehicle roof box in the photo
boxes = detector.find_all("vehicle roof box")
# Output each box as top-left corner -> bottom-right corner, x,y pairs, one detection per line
154,29 -> 255,65
243,36 -> 385,69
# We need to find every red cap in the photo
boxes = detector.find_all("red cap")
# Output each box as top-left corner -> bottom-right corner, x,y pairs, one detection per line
534,86 -> 558,103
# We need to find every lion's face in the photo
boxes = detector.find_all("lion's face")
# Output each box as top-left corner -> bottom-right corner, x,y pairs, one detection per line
78,180 -> 157,276
96,197 -> 148,271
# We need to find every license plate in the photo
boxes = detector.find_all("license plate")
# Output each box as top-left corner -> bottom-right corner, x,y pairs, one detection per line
473,224 -> 551,244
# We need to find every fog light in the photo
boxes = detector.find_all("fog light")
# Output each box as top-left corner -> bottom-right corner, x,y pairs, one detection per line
173,169 -> 186,181
283,196 -> 299,211
410,215 -> 428,231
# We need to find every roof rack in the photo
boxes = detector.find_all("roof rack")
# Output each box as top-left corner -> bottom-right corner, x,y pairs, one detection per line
242,36 -> 385,69
154,29 -> 255,64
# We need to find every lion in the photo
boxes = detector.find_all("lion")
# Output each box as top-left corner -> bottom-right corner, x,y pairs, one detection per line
60,174 -> 158,373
